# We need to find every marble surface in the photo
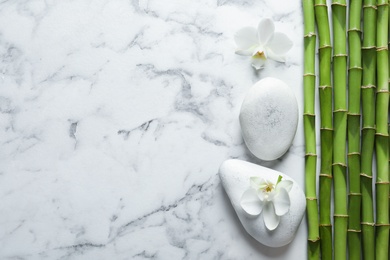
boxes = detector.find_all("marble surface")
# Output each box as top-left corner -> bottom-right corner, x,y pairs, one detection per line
0,0 -> 307,259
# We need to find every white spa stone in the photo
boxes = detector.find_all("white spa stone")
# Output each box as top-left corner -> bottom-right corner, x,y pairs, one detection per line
219,159 -> 305,247
239,77 -> 298,161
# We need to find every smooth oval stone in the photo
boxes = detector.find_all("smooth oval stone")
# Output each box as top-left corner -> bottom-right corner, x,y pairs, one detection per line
239,77 -> 298,161
219,159 -> 305,247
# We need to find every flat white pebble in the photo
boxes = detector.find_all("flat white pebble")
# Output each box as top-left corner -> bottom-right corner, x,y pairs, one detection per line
219,159 -> 305,247
239,77 -> 298,161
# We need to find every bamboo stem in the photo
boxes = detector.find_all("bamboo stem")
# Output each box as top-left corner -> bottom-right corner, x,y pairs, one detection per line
314,1 -> 332,259
347,1 -> 362,259
303,0 -> 320,259
361,0 -> 377,258
375,0 -> 389,258
332,1 -> 348,259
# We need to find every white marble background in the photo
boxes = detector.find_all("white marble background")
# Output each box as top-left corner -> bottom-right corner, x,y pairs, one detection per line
0,0 -> 307,259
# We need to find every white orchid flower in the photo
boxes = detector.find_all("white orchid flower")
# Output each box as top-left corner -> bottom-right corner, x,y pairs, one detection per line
234,18 -> 293,70
240,175 -> 293,230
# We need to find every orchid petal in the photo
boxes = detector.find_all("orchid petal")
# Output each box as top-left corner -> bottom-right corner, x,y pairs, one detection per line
250,176 -> 263,189
263,202 -> 280,230
273,187 -> 291,216
257,18 -> 275,45
235,47 -> 256,56
234,27 -> 258,52
267,189 -> 277,201
277,180 -> 293,193
258,179 -> 270,190
267,32 -> 293,55
252,46 -> 264,55
251,56 -> 266,70
266,50 -> 286,62
240,188 -> 264,216
257,189 -> 267,201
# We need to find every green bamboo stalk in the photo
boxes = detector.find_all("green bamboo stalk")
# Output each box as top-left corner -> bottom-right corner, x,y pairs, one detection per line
388,14 -> 390,258
375,0 -> 389,258
303,0 -> 320,259
347,1 -> 363,259
332,1 -> 348,259
360,0 -> 377,258
314,1 -> 332,259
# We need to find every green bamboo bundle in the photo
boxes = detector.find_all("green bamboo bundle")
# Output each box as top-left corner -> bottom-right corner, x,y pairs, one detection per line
331,0 -> 348,259
314,1 -> 332,259
360,0 -> 377,258
347,1 -> 362,259
303,0 -> 320,259
375,0 -> 389,258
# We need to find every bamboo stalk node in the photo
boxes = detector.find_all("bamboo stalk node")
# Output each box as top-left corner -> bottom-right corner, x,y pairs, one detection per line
319,45 -> 332,50
334,108 -> 348,113
348,28 -> 362,33
347,152 -> 361,157
314,3 -> 327,7
348,192 -> 362,196
361,46 -> 376,50
319,173 -> 332,179
348,152 -> 360,155
331,2 -> 347,7
306,197 -> 317,201
362,4 -> 377,9
320,127 -> 333,131
375,181 -> 390,185
360,173 -> 373,179
319,224 -> 332,227
376,2 -> 389,7
319,85 -> 332,89
308,238 -> 320,242
304,32 -> 316,38
332,162 -> 347,168
347,229 -> 362,233
361,84 -> 376,89
375,133 -> 389,137
376,46 -> 388,52
362,126 -> 376,130
334,214 -> 349,218
303,73 -> 315,77
305,153 -> 317,157
333,54 -> 348,57
361,222 -> 375,226
376,89 -> 389,94
347,112 -> 360,116
375,223 -> 390,227
303,113 -> 315,117
348,66 -> 363,71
